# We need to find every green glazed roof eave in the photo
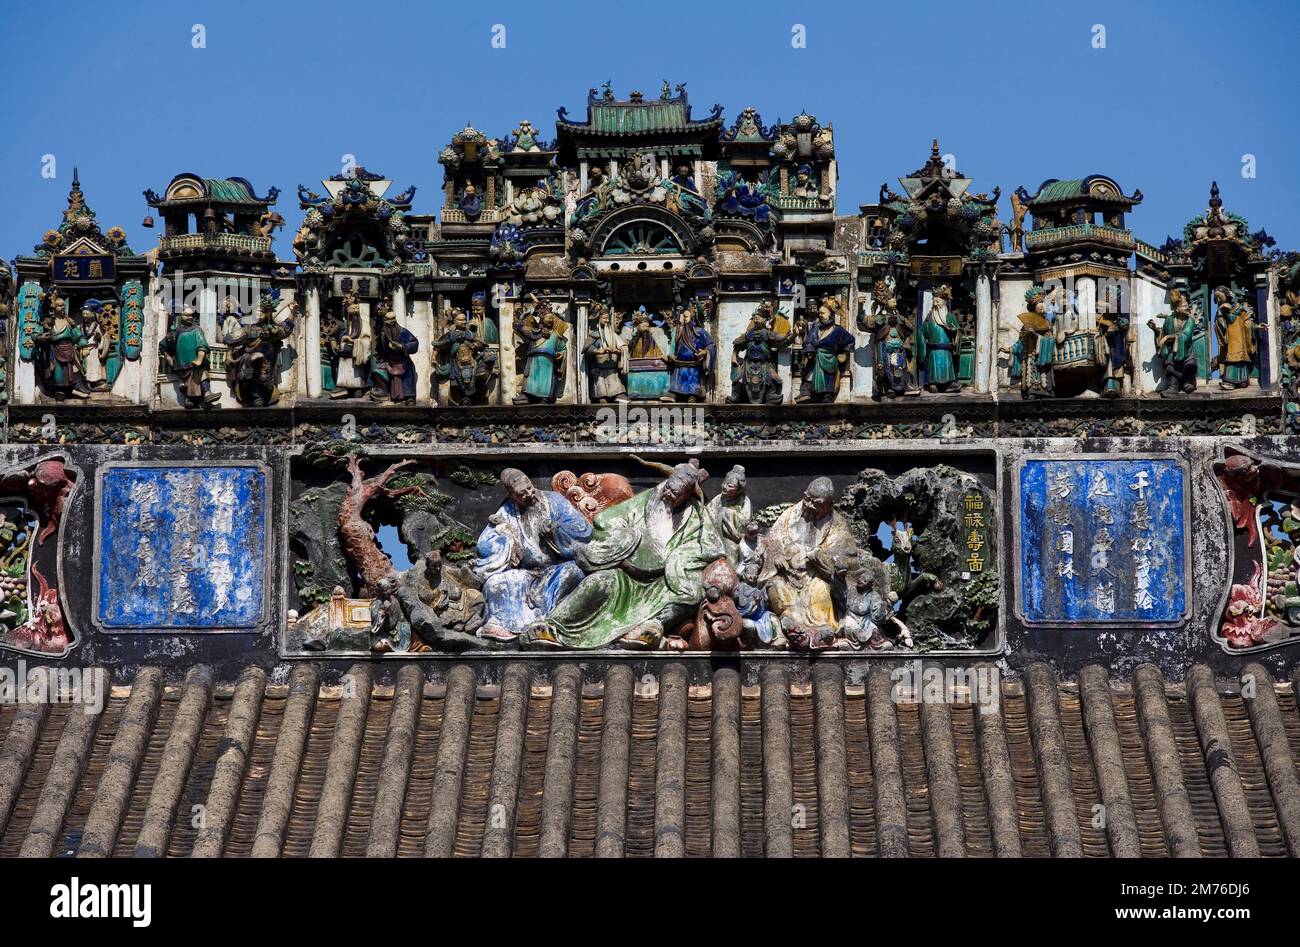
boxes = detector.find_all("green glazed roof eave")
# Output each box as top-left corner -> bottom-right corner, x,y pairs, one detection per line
203,178 -> 260,205
560,102 -> 724,136
1029,177 -> 1138,207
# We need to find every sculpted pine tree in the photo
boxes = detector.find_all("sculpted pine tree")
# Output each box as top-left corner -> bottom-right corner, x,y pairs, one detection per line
338,455 -> 427,595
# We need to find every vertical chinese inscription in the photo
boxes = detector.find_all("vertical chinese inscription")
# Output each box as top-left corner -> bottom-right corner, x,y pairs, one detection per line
1019,458 -> 1187,624
962,488 -> 989,575
98,465 -> 267,629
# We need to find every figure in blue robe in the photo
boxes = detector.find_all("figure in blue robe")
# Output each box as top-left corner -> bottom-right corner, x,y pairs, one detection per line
736,562 -> 786,649
796,309 -> 855,403
666,306 -> 714,401
370,310 -> 419,403
474,468 -> 592,641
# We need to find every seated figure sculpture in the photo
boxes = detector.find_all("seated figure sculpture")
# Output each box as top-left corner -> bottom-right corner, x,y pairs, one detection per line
766,543 -> 842,650
400,551 -> 486,651
736,557 -> 785,649
474,468 -> 592,642
532,458 -> 723,650
761,476 -> 862,649
706,464 -> 751,563
839,566 -> 910,650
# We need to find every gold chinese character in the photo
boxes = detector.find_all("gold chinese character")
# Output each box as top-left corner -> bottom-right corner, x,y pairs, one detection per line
87,259 -> 103,278
61,260 -> 79,278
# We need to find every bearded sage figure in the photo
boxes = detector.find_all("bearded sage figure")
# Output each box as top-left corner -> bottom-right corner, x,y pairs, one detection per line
474,468 -> 592,642
531,457 -> 724,650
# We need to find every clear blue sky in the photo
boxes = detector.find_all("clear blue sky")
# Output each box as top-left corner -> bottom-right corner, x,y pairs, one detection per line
3,0 -> 1297,261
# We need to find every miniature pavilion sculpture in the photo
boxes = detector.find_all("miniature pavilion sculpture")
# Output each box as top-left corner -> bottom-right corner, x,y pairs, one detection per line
857,141 -> 1001,398
1139,181 -> 1274,396
11,170 -> 147,405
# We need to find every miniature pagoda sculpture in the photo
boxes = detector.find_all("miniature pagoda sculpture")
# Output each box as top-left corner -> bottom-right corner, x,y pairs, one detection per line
143,172 -> 294,409
439,125 -> 502,224
294,167 -> 425,403
10,169 -> 147,404
1140,181 -> 1274,395
857,141 -> 1001,397
1005,174 -> 1143,398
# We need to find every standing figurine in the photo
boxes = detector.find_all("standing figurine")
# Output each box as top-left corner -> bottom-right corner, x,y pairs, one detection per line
160,307 -> 219,408
225,296 -> 296,407
917,284 -> 962,393
727,300 -> 792,404
433,306 -> 497,404
1009,286 -> 1056,399
371,301 -> 419,403
665,300 -> 714,402
582,303 -> 627,402
1094,296 -> 1129,399
1213,285 -> 1259,390
35,291 -> 88,400
514,297 -> 567,403
864,280 -> 917,398
77,300 -> 111,392
329,293 -> 374,400
1148,288 -> 1200,396
795,296 -> 854,403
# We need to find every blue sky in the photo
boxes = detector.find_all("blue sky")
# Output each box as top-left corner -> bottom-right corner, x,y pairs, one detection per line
2,0 -> 1297,260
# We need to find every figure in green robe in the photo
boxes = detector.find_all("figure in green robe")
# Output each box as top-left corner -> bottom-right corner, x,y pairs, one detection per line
917,284 -> 961,393
1009,287 -> 1056,399
531,458 -> 724,650
706,464 -> 751,564
795,297 -> 854,403
160,307 -> 220,408
514,308 -> 567,403
1147,288 -> 1199,396
33,291 -> 89,400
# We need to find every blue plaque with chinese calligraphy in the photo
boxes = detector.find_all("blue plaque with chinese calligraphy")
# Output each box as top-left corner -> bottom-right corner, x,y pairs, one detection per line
96,465 -> 267,629
52,252 -> 116,283
1018,458 -> 1187,624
